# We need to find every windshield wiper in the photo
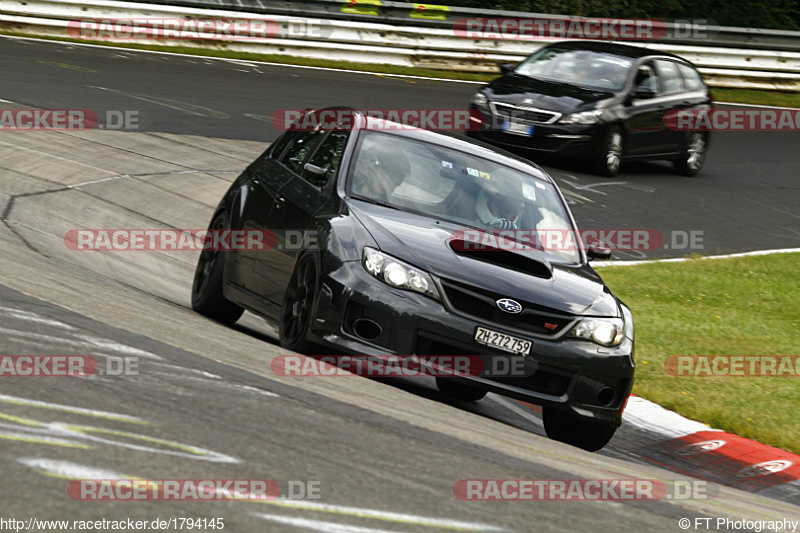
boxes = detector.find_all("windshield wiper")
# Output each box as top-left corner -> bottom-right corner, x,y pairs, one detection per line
351,195 -> 401,211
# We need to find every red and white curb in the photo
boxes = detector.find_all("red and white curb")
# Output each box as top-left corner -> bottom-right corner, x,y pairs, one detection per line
623,395 -> 800,492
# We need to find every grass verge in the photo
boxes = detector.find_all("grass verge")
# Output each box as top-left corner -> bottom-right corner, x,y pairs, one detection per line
597,252 -> 800,454
4,30 -> 799,107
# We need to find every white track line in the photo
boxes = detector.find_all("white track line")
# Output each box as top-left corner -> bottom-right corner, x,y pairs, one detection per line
594,247 -> 800,267
1,35 -> 479,84
253,513 -> 413,533
5,35 -> 800,104
487,395 -> 543,427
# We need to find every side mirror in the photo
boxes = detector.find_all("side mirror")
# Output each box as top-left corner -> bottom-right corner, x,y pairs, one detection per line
499,63 -> 517,76
303,163 -> 328,179
632,85 -> 657,100
587,246 -> 612,261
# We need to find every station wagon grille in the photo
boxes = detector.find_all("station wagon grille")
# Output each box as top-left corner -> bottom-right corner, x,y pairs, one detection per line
490,102 -> 561,124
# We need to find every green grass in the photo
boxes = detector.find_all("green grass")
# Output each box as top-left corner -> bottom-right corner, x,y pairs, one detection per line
597,253 -> 800,454
5,30 -> 799,107
711,88 -> 800,108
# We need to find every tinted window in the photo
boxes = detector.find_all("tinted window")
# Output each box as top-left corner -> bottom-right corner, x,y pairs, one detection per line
304,131 -> 349,188
283,130 -> 326,174
267,131 -> 294,161
677,63 -> 704,91
634,63 -> 659,92
656,60 -> 684,94
349,131 -> 580,264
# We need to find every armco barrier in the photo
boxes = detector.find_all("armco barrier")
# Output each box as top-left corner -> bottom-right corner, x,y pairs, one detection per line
1,0 -> 799,90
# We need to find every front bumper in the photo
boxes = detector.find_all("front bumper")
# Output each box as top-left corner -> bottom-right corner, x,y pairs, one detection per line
309,260 -> 635,427
468,105 -> 607,158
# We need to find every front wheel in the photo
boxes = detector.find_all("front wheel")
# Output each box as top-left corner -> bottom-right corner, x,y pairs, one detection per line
542,406 -> 617,452
673,131 -> 707,176
279,255 -> 318,353
593,126 -> 624,177
191,212 -> 244,324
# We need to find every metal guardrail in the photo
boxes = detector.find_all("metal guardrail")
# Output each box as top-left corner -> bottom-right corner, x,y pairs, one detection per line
1,0 -> 799,91
126,0 -> 800,52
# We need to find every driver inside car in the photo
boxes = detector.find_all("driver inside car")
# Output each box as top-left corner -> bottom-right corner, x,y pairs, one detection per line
352,145 -> 410,201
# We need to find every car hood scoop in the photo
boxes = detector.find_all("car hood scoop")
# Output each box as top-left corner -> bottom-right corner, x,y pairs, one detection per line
448,238 -> 552,279
350,201 -> 618,316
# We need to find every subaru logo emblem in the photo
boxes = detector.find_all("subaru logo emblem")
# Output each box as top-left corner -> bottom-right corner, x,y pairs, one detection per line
496,298 -> 523,314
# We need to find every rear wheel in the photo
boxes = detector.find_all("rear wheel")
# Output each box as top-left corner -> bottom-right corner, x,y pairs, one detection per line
279,255 -> 318,353
673,131 -> 707,176
593,126 -> 623,177
436,378 -> 488,401
191,212 -> 244,324
542,406 -> 617,452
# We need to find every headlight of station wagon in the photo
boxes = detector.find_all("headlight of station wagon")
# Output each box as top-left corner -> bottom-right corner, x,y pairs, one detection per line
558,109 -> 603,125
471,92 -> 489,109
363,247 -> 440,300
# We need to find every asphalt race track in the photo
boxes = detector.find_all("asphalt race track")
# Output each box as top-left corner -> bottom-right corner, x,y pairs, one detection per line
1,35 -> 799,531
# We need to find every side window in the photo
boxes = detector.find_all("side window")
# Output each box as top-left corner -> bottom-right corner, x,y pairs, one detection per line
266,131 -> 294,161
677,63 -> 704,92
283,129 -> 326,175
304,131 -> 350,189
655,60 -> 684,94
634,62 -> 659,92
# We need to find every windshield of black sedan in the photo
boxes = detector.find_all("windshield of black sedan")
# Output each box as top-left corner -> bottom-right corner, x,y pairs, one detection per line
515,47 -> 633,91
348,131 -> 581,263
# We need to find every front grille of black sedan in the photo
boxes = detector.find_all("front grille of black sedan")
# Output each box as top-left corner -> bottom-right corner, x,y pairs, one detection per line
440,279 -> 576,338
490,102 -> 561,124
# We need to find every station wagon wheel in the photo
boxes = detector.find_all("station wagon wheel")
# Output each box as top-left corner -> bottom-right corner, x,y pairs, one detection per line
594,125 -> 623,177
674,131 -> 707,176
279,255 -> 318,352
191,211 -> 244,324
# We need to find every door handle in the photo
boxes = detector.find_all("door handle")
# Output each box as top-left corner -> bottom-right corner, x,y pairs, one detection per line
274,196 -> 286,209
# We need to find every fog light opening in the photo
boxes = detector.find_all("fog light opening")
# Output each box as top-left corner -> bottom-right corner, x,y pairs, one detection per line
598,387 -> 616,407
352,318 -> 382,341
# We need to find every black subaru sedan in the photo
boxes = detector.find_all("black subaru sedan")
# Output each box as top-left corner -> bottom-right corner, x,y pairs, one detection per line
468,41 -> 712,176
192,109 -> 635,451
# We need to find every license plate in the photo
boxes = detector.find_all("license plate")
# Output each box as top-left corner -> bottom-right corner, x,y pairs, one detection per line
474,326 -> 532,355
502,119 -> 534,136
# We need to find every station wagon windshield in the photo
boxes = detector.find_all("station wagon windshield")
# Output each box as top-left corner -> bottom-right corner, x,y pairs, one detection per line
515,47 -> 634,91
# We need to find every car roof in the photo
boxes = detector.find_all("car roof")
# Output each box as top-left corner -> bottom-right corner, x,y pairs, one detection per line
545,40 -> 686,61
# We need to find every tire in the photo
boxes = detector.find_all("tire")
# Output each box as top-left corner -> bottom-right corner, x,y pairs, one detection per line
673,131 -> 707,176
542,406 -> 617,452
279,254 -> 318,353
593,125 -> 623,177
436,378 -> 488,401
191,212 -> 244,324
